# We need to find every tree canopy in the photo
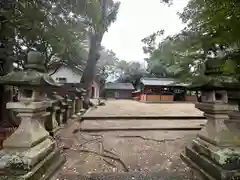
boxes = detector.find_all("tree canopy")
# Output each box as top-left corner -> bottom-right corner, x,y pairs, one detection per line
0,0 -> 120,73
0,0 -> 121,110
142,0 -> 240,83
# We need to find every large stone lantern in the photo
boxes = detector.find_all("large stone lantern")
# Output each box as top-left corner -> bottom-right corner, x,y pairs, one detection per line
181,58 -> 240,180
0,51 -> 65,179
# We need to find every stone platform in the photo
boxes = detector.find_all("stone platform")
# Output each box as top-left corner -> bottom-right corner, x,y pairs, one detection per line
82,100 -> 204,120
80,119 -> 207,131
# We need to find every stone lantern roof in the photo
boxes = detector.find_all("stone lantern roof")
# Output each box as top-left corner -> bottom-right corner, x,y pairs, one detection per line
51,92 -> 67,106
0,51 -> 60,87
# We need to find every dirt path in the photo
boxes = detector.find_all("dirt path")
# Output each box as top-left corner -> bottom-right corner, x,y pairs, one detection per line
53,121 -> 202,179
52,100 -> 204,179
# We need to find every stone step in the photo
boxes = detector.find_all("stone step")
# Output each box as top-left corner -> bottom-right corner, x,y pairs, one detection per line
61,171 -> 191,180
81,115 -> 206,120
80,119 -> 207,131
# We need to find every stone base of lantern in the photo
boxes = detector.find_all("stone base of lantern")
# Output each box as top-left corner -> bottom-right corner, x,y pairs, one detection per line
181,138 -> 240,180
0,101 -> 65,179
0,146 -> 65,180
181,103 -> 240,180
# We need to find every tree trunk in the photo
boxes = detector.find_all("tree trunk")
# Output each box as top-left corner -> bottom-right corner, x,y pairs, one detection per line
80,0 -> 108,108
81,33 -> 103,108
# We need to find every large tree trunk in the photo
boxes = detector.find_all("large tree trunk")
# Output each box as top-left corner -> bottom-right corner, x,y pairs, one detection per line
80,33 -> 103,108
80,0 -> 108,108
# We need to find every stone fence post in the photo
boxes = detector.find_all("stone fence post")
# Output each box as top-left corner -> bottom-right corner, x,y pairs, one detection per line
80,89 -> 87,114
64,94 -> 72,121
67,88 -> 78,119
0,51 -> 65,179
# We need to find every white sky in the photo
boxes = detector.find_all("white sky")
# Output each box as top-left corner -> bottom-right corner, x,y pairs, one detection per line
102,0 -> 189,63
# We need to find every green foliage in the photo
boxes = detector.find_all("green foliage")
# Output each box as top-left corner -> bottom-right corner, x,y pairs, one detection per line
143,0 -> 240,83
115,60 -> 147,84
80,0 -> 120,89
0,0 -> 92,71
96,47 -> 119,84
0,0 -> 120,73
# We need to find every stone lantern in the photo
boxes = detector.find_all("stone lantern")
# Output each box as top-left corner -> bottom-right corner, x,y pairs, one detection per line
0,51 -> 65,179
51,92 -> 66,126
181,58 -> 240,180
77,88 -> 86,115
45,98 -> 60,136
64,94 -> 72,121
80,89 -> 87,113
72,87 -> 82,116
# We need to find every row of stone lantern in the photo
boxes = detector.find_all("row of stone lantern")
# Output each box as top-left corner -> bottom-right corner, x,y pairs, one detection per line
45,88 -> 86,136
0,51 -> 86,179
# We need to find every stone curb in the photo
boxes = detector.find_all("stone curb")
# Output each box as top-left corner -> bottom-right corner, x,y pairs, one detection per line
81,116 -> 205,120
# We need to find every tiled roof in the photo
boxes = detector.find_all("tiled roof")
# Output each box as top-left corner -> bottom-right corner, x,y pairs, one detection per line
140,77 -> 188,87
104,83 -> 135,90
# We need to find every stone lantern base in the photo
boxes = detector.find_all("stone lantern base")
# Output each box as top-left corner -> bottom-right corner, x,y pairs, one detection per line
0,147 -> 65,180
0,148 -> 65,180
0,101 -> 65,180
181,139 -> 240,180
181,103 -> 240,180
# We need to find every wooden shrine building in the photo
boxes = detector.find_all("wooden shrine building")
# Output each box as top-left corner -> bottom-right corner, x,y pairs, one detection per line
135,77 -> 197,102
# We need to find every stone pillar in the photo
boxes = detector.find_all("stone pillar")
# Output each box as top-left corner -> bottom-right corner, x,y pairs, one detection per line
56,108 -> 64,127
80,89 -> 86,114
65,95 -> 72,121
75,97 -> 80,115
0,51 -> 65,179
75,88 -> 86,115
71,96 -> 78,119
79,95 -> 83,110
63,103 -> 69,124
50,92 -> 66,126
45,100 -> 60,136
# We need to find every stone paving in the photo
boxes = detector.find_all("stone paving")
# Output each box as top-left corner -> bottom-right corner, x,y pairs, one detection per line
82,100 -> 203,118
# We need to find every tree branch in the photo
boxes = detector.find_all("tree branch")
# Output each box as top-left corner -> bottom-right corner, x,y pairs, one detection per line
74,149 -> 129,172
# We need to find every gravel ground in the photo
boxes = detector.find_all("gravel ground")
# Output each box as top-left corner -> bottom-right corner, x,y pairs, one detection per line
52,100 -> 204,180
82,100 -> 203,118
52,121 -> 203,180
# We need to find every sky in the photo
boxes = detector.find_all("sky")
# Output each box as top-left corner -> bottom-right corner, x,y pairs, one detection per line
102,0 -> 189,64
